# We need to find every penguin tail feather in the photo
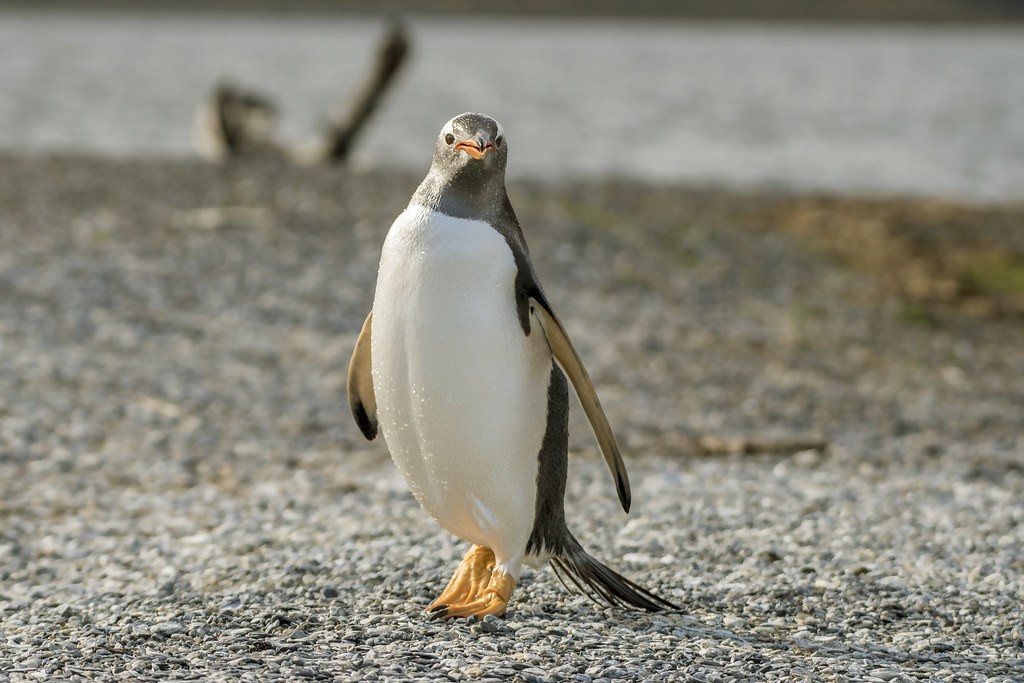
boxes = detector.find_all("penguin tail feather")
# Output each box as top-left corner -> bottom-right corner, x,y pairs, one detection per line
548,537 -> 678,612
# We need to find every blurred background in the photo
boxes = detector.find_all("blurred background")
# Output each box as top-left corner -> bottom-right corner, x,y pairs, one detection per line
2,0 -> 1023,200
3,4 -> 1024,678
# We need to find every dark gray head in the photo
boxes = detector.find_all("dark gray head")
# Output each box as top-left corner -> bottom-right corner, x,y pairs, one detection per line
411,112 -> 510,220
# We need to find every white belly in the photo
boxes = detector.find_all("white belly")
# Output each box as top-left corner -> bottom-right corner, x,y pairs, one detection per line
370,204 -> 552,565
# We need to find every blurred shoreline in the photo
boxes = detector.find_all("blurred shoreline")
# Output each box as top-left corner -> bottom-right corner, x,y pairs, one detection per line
4,0 -> 1024,24
4,15 -> 1023,202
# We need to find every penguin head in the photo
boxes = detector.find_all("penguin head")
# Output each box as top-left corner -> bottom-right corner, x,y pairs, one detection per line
430,112 -> 508,184
412,113 -> 512,219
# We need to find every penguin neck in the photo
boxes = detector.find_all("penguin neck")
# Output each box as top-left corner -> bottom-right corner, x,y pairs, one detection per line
411,165 -> 510,224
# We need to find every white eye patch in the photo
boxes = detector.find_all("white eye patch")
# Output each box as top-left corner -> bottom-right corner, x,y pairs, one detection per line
488,116 -> 505,140
440,117 -> 456,140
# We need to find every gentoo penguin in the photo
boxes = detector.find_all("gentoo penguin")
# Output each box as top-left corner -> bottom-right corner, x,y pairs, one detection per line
347,113 -> 676,619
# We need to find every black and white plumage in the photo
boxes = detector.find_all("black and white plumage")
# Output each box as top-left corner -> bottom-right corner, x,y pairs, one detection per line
347,112 -> 675,617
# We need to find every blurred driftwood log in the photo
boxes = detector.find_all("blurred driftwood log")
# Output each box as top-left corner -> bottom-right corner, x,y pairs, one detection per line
321,21 -> 409,162
695,435 -> 829,456
195,84 -> 280,161
195,21 -> 409,164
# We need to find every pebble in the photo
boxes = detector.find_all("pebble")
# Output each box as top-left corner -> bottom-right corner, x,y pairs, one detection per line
479,615 -> 507,634
0,157 -> 1021,681
151,621 -> 184,637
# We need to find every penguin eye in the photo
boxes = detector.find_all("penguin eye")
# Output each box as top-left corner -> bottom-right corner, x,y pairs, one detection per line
494,135 -> 504,148
444,133 -> 455,145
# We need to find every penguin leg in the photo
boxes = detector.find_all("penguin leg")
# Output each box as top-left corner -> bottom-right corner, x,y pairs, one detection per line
427,567 -> 516,620
426,545 -> 495,613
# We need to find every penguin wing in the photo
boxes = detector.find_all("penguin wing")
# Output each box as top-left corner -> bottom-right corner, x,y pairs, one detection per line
347,311 -> 378,440
530,296 -> 632,513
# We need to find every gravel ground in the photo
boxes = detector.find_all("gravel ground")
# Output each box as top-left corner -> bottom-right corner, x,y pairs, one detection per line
0,155 -> 1022,681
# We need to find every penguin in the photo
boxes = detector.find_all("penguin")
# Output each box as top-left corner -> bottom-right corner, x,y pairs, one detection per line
347,112 -> 676,619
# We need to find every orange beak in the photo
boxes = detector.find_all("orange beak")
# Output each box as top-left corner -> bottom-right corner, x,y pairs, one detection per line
454,139 -> 494,160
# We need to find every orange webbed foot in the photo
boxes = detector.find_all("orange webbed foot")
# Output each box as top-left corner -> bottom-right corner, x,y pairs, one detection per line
428,568 -> 515,620
425,545 -> 495,613
426,546 -> 516,620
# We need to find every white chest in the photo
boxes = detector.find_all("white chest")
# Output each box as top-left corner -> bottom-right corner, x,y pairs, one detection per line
369,204 -> 551,558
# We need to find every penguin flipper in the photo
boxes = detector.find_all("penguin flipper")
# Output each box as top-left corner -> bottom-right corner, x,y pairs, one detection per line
347,311 -> 378,440
530,297 -> 631,513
